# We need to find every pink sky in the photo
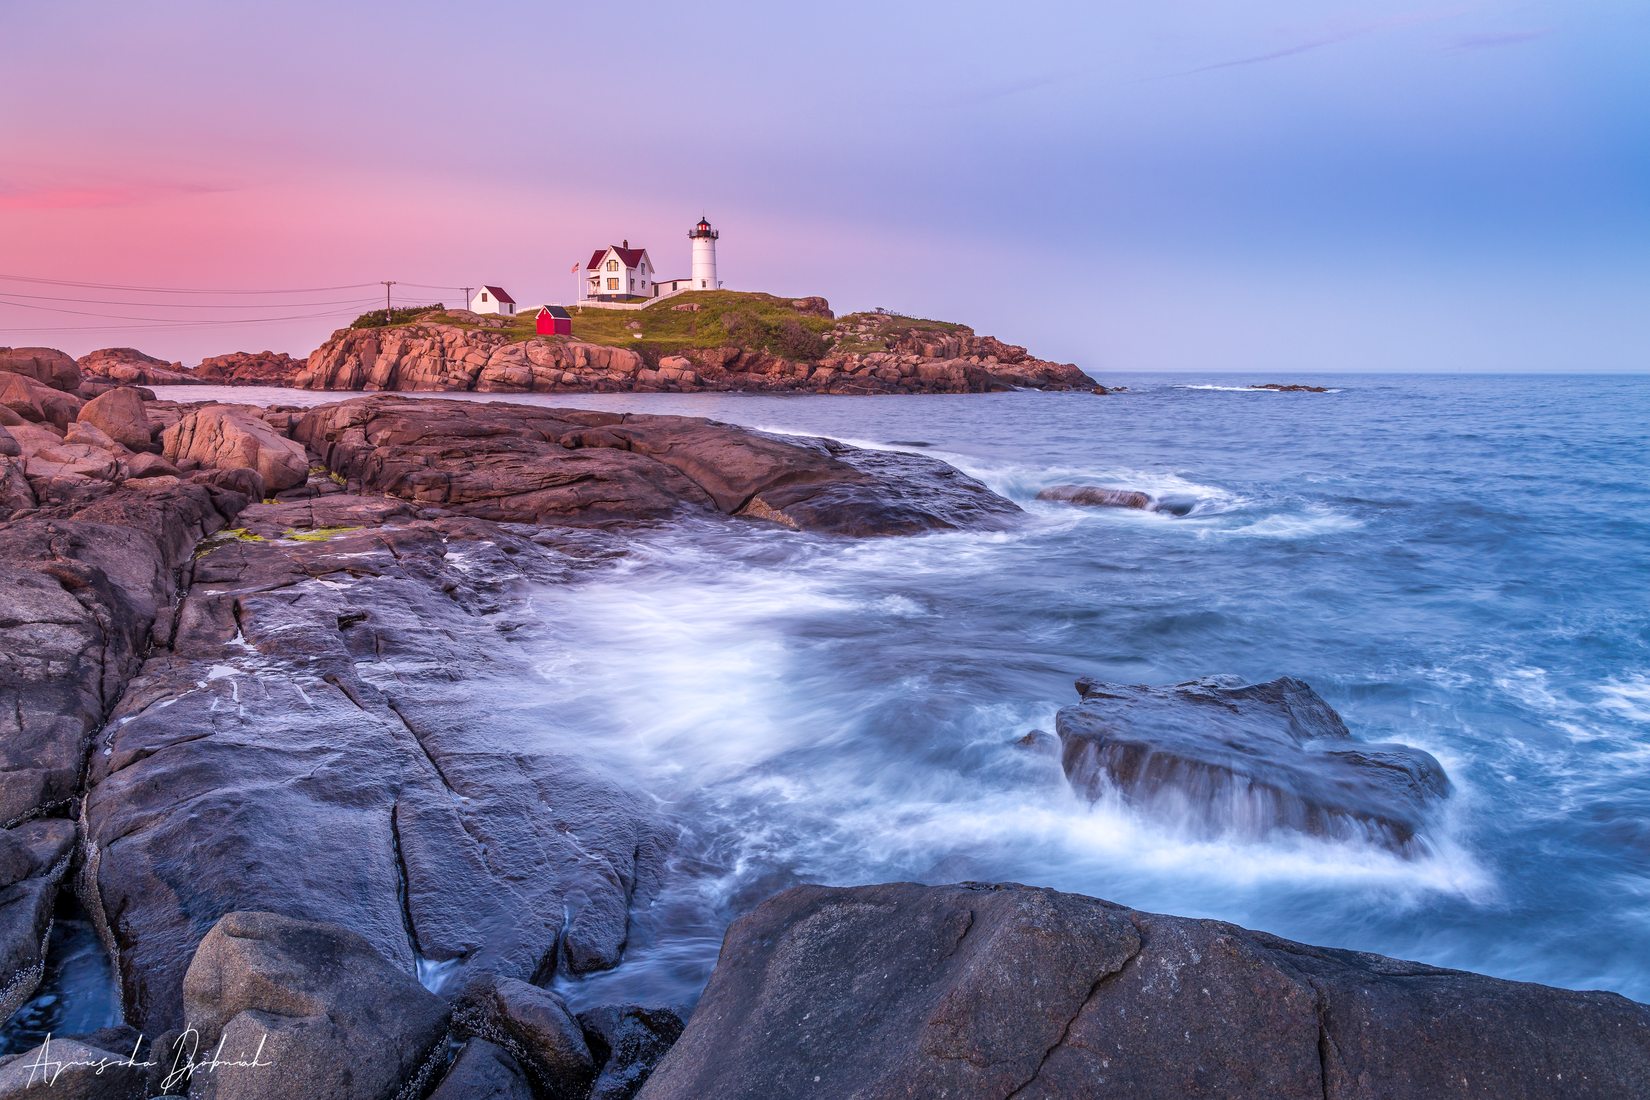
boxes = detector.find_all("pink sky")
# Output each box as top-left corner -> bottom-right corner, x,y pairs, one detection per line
3,0 -> 1646,371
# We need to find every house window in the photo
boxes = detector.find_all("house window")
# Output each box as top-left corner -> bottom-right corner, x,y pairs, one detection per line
606,260 -> 619,272
480,292 -> 488,302
607,278 -> 619,291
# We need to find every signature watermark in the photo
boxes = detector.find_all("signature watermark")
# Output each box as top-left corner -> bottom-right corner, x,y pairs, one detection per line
22,1028 -> 273,1091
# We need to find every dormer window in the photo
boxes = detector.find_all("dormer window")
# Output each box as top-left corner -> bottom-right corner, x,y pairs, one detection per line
606,259 -> 619,272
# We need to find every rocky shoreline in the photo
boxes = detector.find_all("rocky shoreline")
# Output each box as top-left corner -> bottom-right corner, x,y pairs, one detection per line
3,345 -> 1647,1097
294,312 -> 1095,395
65,295 -> 1099,397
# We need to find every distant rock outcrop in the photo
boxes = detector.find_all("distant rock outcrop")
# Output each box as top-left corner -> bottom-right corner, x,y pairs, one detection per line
195,349 -> 307,385
80,347 -> 306,388
77,346 -> 195,386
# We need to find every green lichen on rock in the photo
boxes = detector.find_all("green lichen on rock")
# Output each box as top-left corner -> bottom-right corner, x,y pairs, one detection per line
282,525 -> 361,542
192,527 -> 266,558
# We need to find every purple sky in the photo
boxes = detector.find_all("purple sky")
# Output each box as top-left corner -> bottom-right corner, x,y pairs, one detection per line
3,0 -> 1646,371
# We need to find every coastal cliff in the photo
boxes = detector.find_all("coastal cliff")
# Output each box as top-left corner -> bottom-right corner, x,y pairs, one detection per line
297,295 -> 1097,394
3,346 -> 1646,1097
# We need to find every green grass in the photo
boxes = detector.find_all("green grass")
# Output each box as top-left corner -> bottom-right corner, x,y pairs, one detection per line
358,292 -> 975,361
534,291 -> 835,350
828,311 -> 969,355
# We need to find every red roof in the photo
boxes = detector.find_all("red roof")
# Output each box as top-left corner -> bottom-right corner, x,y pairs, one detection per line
481,285 -> 515,304
585,246 -> 648,271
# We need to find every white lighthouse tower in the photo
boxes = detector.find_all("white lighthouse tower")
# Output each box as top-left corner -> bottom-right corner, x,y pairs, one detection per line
689,215 -> 719,290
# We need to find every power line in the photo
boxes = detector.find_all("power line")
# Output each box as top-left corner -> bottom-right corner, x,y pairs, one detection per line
0,296 -> 380,325
0,273 -> 385,295
0,307 -> 372,334
0,289 -> 398,309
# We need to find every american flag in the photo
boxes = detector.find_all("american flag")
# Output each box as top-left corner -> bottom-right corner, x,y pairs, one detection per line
570,262 -> 579,273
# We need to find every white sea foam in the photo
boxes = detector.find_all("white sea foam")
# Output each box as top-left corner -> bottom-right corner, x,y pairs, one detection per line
1209,505 -> 1364,539
1598,674 -> 1650,724
1173,384 -> 1344,393
522,539 -> 1488,932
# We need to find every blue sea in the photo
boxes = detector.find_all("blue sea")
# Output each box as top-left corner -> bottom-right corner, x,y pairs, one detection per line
13,372 -> 1646,1043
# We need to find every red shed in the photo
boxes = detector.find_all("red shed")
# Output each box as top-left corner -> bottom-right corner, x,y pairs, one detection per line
536,305 -> 572,336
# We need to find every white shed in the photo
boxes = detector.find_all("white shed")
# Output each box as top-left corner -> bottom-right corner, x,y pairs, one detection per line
470,285 -> 517,316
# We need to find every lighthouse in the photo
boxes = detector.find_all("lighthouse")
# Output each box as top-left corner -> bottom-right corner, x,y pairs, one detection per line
689,216 -> 719,290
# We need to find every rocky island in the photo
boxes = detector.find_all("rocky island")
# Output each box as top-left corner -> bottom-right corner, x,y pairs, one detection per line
67,292 -> 1098,397
2,344 -> 1647,1098
295,294 -> 1096,395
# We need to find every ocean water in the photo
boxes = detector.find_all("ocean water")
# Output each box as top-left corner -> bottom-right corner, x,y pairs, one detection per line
65,376 -> 1650,1018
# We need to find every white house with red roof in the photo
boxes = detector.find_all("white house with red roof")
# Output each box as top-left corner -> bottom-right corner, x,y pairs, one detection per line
469,285 -> 517,316
583,241 -> 654,301
576,218 -> 721,306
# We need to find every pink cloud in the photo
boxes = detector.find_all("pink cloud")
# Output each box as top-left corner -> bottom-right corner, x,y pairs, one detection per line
0,180 -> 225,211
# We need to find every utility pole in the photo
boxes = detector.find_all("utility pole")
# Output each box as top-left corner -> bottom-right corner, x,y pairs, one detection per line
380,280 -> 396,323
461,287 -> 473,313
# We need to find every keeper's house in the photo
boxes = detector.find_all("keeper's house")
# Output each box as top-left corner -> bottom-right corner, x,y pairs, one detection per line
583,242 -> 653,302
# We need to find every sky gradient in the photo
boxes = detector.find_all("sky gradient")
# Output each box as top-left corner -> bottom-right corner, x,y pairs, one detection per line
3,0 -> 1646,371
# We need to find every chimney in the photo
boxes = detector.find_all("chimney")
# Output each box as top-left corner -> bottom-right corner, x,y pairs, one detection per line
622,239 -> 629,248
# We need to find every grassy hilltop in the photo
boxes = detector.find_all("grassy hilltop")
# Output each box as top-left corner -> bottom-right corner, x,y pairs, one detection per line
348,291 -> 969,363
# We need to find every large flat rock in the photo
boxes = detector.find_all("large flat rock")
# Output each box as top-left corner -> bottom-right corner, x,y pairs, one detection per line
80,496 -> 672,1030
293,396 -> 1020,535
639,882 -> 1650,1100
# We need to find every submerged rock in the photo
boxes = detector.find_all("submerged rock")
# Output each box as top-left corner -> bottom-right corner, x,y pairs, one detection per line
1057,676 -> 1450,852
452,975 -> 595,1099
0,820 -> 76,1023
1250,382 -> 1331,393
638,882 -> 1650,1100
428,1039 -> 535,1100
578,1004 -> 685,1100
1037,484 -> 1157,511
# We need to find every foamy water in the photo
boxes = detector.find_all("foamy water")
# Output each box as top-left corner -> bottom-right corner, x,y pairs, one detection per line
141,374 -> 1650,1010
